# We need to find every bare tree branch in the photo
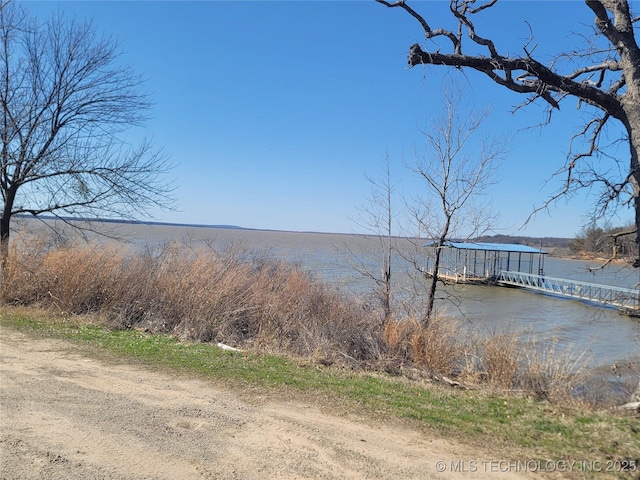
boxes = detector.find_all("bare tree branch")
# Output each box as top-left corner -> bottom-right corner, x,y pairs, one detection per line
587,226 -> 638,271
376,0 -> 640,267
348,153 -> 398,320
403,82 -> 507,325
1,2 -> 175,268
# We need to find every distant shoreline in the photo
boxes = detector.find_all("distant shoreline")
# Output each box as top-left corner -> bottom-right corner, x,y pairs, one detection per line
14,214 -> 573,247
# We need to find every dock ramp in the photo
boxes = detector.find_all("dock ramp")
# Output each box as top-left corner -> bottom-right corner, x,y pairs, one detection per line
497,271 -> 640,314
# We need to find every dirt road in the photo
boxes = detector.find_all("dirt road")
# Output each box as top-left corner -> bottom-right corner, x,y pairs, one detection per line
0,328 -> 532,479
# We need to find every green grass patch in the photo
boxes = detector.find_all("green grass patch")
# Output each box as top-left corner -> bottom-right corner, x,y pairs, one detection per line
2,310 -> 638,477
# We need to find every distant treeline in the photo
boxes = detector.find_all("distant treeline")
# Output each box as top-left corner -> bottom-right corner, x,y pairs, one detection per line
13,214 -> 246,231
567,225 -> 639,259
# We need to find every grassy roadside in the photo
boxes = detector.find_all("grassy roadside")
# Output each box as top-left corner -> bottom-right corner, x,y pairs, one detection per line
2,309 -> 639,479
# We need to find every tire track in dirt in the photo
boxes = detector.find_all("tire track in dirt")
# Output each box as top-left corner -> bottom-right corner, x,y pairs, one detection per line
0,327 -> 535,479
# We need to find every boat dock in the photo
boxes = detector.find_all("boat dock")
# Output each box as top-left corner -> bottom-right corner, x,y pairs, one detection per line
498,271 -> 640,315
423,241 -> 640,316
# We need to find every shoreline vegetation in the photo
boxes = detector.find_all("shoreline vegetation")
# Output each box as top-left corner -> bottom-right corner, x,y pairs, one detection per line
1,311 -> 639,478
1,230 -> 639,476
1,235 -> 638,406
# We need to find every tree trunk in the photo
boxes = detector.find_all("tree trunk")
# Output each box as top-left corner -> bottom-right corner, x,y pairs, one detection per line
632,162 -> 640,268
382,252 -> 392,321
0,226 -> 8,280
423,244 -> 442,327
626,115 -> 640,267
1,218 -> 10,294
0,185 -> 16,282
424,223 -> 450,327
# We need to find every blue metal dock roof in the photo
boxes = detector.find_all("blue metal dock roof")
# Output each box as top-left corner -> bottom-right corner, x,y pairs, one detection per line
423,241 -> 547,254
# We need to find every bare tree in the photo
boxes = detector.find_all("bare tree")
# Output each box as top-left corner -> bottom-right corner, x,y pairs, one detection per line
404,85 -> 505,326
0,2 -> 174,266
375,0 -> 640,267
349,154 -> 397,321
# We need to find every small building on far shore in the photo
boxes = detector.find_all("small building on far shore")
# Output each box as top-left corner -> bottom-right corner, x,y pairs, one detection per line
423,241 -> 547,284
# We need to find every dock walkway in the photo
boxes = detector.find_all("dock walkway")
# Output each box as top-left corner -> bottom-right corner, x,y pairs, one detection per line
497,270 -> 640,314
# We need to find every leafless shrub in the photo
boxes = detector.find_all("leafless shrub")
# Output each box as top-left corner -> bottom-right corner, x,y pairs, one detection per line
3,240 -> 123,312
459,329 -> 593,404
1,237 -> 48,304
478,333 -> 520,388
382,317 -> 463,375
2,239 -> 384,365
382,316 -> 414,365
411,317 -> 463,374
3,239 -> 604,405
516,336 -> 591,404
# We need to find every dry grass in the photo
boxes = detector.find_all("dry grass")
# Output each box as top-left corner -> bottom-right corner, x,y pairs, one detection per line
382,316 -> 465,375
1,238 -> 614,406
2,239 -> 384,365
517,335 -> 592,405
477,333 -> 520,388
460,330 -> 593,406
380,317 -> 592,406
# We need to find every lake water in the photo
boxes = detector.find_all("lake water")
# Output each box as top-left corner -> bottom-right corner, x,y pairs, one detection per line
19,219 -> 640,382
98,223 -> 639,372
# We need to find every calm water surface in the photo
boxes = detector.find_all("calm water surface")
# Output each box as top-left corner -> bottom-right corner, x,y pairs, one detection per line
40,221 -> 639,375
107,223 -> 640,372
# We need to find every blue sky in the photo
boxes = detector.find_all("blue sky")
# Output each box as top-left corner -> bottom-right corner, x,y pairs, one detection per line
24,1 -> 638,238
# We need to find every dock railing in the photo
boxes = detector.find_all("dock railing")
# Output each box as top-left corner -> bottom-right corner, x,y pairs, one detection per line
498,271 -> 640,311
